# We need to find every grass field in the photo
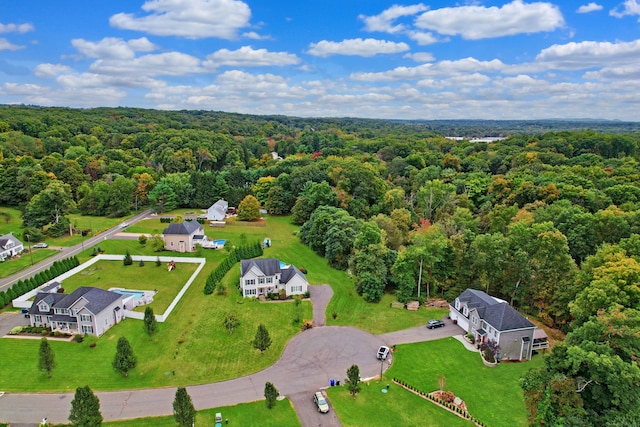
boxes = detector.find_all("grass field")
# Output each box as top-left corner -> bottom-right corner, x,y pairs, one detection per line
327,380 -> 474,427
102,398 -> 300,427
387,337 -> 544,427
59,260 -> 199,314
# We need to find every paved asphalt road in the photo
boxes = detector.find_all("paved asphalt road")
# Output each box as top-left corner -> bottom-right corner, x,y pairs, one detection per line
0,209 -> 153,293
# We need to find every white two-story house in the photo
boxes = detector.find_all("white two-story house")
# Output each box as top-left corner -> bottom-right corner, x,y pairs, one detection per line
0,233 -> 23,261
29,286 -> 125,337
239,258 -> 308,298
449,289 -> 548,361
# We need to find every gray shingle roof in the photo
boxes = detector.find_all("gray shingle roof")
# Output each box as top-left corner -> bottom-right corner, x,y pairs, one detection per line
280,265 -> 306,284
456,288 -> 534,332
162,221 -> 202,235
241,258 -> 281,276
29,287 -> 122,316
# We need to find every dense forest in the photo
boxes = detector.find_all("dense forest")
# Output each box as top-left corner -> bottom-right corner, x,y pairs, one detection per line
1,105 -> 639,426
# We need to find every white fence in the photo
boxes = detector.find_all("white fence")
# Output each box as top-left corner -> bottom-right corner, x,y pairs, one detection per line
13,254 -> 207,323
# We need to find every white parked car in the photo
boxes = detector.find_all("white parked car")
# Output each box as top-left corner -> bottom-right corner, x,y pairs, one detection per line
377,345 -> 390,360
33,242 -> 48,248
313,391 -> 329,413
119,222 -> 130,229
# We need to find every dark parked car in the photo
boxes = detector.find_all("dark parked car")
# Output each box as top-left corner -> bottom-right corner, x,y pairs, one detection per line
427,319 -> 446,329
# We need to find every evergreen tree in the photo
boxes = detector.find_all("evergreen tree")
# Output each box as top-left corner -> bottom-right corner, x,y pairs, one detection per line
346,364 -> 361,398
38,337 -> 56,378
173,386 -> 196,427
143,307 -> 157,336
123,251 -> 133,266
264,382 -> 279,409
69,385 -> 103,427
253,324 -> 272,353
112,337 -> 137,377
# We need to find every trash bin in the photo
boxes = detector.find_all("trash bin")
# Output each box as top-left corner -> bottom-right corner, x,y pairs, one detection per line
336,380 -> 340,386
330,379 -> 335,386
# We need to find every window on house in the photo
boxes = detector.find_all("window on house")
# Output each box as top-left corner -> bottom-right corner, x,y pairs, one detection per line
170,241 -> 174,246
291,285 -> 303,293
472,316 -> 477,325
463,307 -> 468,316
82,325 -> 93,334
258,278 -> 265,284
39,304 -> 47,311
246,289 -> 257,296
246,279 -> 255,286
80,314 -> 92,322
455,299 -> 460,309
266,277 -> 273,283
35,315 -> 41,322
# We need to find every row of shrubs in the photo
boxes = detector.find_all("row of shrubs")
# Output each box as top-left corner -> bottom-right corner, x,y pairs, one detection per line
392,378 -> 486,427
0,256 -> 80,308
204,242 -> 264,294
264,290 -> 311,300
9,325 -> 71,338
159,217 -> 206,224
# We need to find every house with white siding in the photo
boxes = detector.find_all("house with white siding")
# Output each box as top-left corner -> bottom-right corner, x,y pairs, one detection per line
28,286 -> 124,337
239,258 -> 308,298
0,233 -> 23,261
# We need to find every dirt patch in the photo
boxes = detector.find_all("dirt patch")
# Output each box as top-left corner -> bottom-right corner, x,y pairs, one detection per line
425,298 -> 450,309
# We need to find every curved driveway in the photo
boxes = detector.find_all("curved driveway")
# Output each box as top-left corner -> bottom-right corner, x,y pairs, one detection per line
0,286 -> 463,425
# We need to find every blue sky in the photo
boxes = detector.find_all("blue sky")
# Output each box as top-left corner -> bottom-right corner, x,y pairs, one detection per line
1,0 -> 639,120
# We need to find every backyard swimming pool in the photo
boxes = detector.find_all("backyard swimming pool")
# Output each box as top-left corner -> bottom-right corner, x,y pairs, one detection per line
111,289 -> 145,300
213,239 -> 226,246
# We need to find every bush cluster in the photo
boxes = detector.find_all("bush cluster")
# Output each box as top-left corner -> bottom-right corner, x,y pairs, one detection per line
204,242 -> 263,294
0,256 -> 80,307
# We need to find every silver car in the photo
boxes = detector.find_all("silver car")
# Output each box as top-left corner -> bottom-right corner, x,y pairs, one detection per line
313,391 -> 329,413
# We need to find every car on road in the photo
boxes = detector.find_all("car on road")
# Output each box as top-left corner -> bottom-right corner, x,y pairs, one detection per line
33,242 -> 48,248
426,319 -> 446,329
313,391 -> 330,413
377,345 -> 390,360
119,222 -> 130,229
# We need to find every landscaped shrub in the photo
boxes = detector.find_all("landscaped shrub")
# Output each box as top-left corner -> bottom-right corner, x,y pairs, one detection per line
279,289 -> 287,300
298,266 -> 307,274
75,334 -> 84,343
139,259 -> 145,267
138,235 -> 147,245
123,251 -> 133,266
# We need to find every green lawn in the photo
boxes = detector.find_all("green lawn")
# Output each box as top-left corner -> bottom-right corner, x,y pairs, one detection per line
59,260 -> 199,314
327,381 -> 474,427
102,398 -> 300,427
0,206 -> 23,236
387,337 -> 544,427
0,248 -> 57,279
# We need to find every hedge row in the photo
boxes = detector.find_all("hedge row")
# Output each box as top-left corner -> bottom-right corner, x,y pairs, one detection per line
204,242 -> 263,294
392,378 -> 486,427
0,256 -> 80,308
160,217 -> 205,224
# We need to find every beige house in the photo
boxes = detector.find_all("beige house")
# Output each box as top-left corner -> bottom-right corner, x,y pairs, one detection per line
162,221 -> 205,252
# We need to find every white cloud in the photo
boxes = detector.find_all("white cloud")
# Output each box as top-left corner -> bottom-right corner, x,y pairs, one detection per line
34,63 -> 72,78
0,38 -> 24,51
110,0 -> 252,39
610,0 -> 640,18
351,57 -> 505,81
203,46 -> 300,69
56,73 -> 165,89
1,82 -> 127,107
415,0 -> 564,40
359,4 -> 429,33
584,65 -> 640,80
72,37 -> 157,59
88,52 -> 203,77
535,39 -> 640,69
0,23 -> 34,34
577,3 -> 603,13
407,31 -> 440,46
308,38 -> 409,57
403,52 -> 435,63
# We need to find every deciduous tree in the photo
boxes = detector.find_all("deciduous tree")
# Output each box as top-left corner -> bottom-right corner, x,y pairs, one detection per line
345,364 -> 361,398
238,194 -> 261,221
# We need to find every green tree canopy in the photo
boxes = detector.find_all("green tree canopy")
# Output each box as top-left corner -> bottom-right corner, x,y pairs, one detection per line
69,385 -> 103,427
112,336 -> 137,377
238,194 -> 261,221
173,386 -> 196,427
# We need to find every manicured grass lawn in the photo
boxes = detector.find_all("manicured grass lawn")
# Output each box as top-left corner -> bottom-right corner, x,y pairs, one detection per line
102,398 -> 300,427
387,337 -> 544,427
327,381 -> 474,427
0,248 -> 57,279
0,206 -> 23,236
59,260 -> 199,314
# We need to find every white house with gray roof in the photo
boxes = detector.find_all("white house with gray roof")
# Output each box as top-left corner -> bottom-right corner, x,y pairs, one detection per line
29,286 -> 124,337
162,220 -> 205,252
0,233 -> 24,261
449,289 -> 548,361
207,199 -> 228,221
240,258 -> 308,298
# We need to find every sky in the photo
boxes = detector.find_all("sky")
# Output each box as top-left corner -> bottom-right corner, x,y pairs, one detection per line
1,0 -> 640,121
